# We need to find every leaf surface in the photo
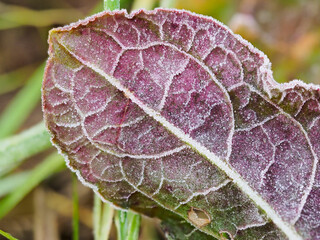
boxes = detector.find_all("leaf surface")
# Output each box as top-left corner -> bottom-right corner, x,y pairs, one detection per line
42,9 -> 320,240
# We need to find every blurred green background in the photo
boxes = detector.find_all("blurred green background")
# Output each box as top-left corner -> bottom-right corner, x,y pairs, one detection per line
0,0 -> 319,239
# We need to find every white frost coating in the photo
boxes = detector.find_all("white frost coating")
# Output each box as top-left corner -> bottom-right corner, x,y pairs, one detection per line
185,228 -> 197,238
83,94 -> 116,118
87,149 -> 102,164
55,120 -> 81,128
43,59 -> 128,214
235,114 -> 279,132
62,133 -> 84,145
116,40 -> 235,162
92,144 -> 187,159
157,57 -> 190,111
236,221 -> 268,232
71,27 -> 236,160
184,24 -> 196,52
184,161 -> 202,180
131,24 -> 141,46
248,85 -> 319,225
227,49 -> 244,81
309,116 -> 320,130
151,159 -> 164,196
227,82 -> 245,92
47,9 -> 320,239
260,231 -> 278,240
56,38 -> 303,239
76,62 -> 303,240
276,79 -> 320,92
51,69 -> 73,94
293,96 -> 312,118
110,49 -> 125,75
49,95 -> 69,107
115,155 -> 216,238
92,116 -> 146,137
136,160 -> 146,187
174,179 -> 231,210
259,125 -> 276,187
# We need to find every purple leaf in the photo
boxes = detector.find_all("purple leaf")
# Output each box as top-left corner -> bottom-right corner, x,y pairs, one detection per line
42,9 -> 320,240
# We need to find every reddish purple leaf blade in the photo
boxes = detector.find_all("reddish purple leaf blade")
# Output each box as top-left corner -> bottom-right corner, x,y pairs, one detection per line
42,9 -> 320,240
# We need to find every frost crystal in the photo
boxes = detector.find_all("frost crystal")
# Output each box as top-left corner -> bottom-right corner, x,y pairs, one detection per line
42,9 -> 320,240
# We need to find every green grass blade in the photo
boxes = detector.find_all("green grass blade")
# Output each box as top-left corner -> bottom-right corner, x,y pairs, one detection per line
125,211 -> 141,240
0,3 -> 84,30
0,229 -> 18,240
0,153 -> 66,220
115,210 -> 127,240
93,194 -> 102,239
100,202 -> 114,240
115,210 -> 141,240
0,121 -> 52,177
91,2 -> 104,14
72,173 -> 79,240
0,64 -> 36,95
104,0 -> 120,11
0,171 -> 31,197
0,62 -> 45,139
93,193 -> 114,240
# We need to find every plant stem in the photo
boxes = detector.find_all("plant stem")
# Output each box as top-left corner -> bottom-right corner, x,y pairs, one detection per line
0,121 -> 52,177
93,194 -> 102,240
0,229 -> 18,240
72,173 -> 79,240
100,201 -> 114,240
0,62 -> 45,139
0,153 -> 66,220
93,193 -> 114,240
104,0 -> 120,11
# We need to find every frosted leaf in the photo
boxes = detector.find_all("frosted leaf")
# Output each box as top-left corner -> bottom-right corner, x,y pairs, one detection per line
42,9 -> 320,240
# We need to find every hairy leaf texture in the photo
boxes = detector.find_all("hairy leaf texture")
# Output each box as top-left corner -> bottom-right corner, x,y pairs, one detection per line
42,9 -> 320,240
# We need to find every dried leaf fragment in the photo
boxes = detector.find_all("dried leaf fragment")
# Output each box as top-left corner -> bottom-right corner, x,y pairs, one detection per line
188,207 -> 211,228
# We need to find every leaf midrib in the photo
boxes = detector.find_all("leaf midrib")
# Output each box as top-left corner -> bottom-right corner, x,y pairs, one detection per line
54,32 -> 303,240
